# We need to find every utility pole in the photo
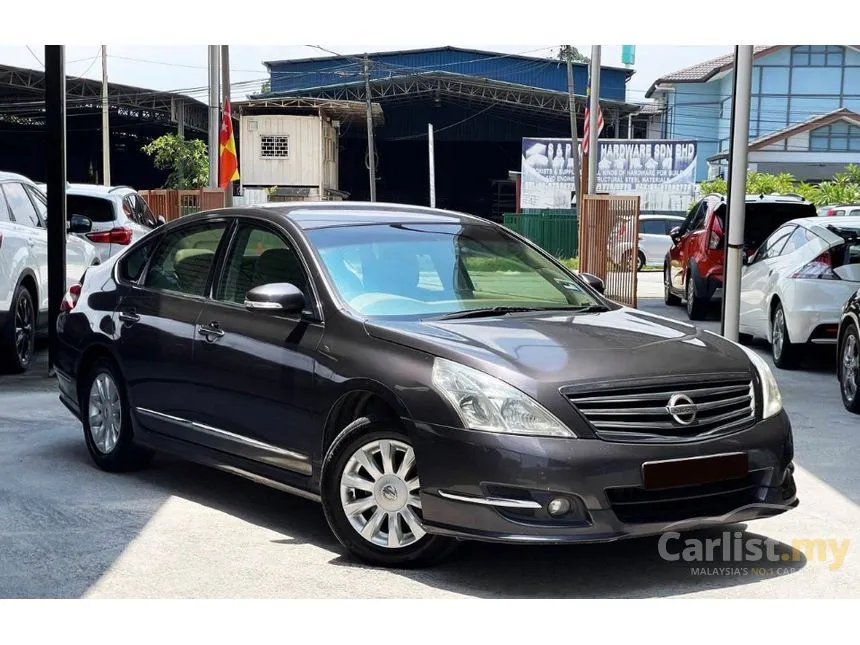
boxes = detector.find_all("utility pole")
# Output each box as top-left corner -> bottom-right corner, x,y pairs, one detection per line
587,45 -> 602,194
207,45 -> 220,189
562,46 -> 582,206
428,123 -> 436,208
100,45 -> 110,186
722,45 -> 754,343
363,55 -> 377,202
221,45 -> 233,206
45,46 -> 67,373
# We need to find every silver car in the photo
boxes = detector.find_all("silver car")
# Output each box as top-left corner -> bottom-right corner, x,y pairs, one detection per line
610,214 -> 687,271
38,184 -> 163,261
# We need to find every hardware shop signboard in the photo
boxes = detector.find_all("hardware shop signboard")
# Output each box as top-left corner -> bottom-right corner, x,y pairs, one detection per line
520,138 -> 698,211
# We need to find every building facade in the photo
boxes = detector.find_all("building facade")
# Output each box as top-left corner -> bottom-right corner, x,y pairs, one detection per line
647,45 -> 860,181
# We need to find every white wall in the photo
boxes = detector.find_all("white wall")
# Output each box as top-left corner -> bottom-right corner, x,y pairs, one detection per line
239,114 -> 321,187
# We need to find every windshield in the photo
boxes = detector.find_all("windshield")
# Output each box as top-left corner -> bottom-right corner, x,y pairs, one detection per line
307,222 -> 602,319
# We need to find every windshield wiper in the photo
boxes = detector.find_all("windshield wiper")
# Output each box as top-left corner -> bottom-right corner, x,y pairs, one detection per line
429,304 -> 608,320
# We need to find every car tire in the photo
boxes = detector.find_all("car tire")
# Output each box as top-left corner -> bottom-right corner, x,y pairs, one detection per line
0,284 -> 36,374
637,251 -> 646,272
664,263 -> 681,306
81,357 -> 154,472
839,322 -> 860,414
320,416 -> 457,568
771,303 -> 799,370
685,274 -> 708,321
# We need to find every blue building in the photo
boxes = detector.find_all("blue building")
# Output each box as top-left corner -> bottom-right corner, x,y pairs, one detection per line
647,45 -> 860,181
256,47 -> 639,217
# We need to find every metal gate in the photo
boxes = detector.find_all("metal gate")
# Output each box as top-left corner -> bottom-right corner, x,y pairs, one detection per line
578,195 -> 640,308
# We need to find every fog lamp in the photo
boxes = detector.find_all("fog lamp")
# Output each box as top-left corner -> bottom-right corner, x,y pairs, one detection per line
547,497 -> 571,516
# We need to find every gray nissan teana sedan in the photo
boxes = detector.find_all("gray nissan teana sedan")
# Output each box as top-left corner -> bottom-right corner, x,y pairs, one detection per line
54,202 -> 797,567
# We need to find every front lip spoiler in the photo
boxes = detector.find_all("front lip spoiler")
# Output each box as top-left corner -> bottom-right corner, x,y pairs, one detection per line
437,490 -> 542,509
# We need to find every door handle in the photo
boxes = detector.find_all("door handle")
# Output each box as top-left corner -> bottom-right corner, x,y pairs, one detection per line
198,322 -> 225,342
118,310 -> 140,323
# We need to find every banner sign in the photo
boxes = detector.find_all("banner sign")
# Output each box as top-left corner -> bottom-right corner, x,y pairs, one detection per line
520,138 -> 698,212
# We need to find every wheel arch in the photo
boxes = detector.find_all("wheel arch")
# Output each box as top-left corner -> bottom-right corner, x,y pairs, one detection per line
74,342 -> 124,406
837,313 -> 860,379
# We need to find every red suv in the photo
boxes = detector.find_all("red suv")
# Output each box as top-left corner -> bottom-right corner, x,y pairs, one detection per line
664,193 -> 817,320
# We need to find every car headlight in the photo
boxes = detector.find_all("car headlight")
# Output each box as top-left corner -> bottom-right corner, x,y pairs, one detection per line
431,357 -> 575,437
737,344 -> 784,419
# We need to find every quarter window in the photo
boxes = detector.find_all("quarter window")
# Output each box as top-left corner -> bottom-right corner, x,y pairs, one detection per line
217,224 -> 310,305
780,226 -> 815,255
143,222 -> 228,296
2,182 -> 42,228
118,238 -> 159,283
756,225 -> 796,262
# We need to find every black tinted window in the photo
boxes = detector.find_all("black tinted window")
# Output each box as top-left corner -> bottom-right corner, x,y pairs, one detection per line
68,195 -> 116,223
119,238 -> 158,283
217,225 -> 309,304
3,182 -> 41,227
640,219 -> 666,235
756,225 -> 795,261
143,222 -> 227,296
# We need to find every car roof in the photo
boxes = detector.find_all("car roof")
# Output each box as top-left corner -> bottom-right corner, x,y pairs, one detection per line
65,184 -> 132,197
704,192 -> 813,205
240,201 -> 489,230
799,215 -> 860,228
0,171 -> 36,184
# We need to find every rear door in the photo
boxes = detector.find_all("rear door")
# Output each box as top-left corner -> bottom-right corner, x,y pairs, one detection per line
117,218 -> 231,440
0,190 -> 29,314
1,182 -> 47,313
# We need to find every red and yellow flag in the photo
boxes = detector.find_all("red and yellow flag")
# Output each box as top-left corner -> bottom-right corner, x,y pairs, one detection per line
219,98 -> 240,188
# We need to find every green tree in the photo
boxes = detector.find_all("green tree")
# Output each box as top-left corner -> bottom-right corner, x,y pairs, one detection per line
141,134 -> 209,189
260,79 -> 271,94
557,45 -> 590,64
699,166 -> 860,207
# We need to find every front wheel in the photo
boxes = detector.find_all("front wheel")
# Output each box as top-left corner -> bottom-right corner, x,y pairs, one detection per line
637,251 -> 646,272
321,417 -> 456,568
840,323 -> 860,413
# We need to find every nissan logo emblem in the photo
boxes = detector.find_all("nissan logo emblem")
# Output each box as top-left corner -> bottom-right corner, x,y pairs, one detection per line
667,393 -> 698,425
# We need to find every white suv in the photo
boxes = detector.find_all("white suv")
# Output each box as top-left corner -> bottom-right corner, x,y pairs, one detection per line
1,172 -> 100,373
38,183 -> 163,262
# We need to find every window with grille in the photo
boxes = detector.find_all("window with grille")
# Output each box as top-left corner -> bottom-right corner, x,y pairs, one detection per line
260,135 -> 290,158
809,122 -> 860,152
791,45 -> 844,67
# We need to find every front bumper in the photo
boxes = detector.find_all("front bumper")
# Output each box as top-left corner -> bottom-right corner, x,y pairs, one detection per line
413,411 -> 796,544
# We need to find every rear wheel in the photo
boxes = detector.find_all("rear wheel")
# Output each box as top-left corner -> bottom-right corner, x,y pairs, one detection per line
321,416 -> 456,568
637,251 -> 646,272
81,357 -> 154,471
0,285 -> 35,374
664,264 -> 681,306
839,323 -> 860,413
771,304 -> 799,370
685,274 -> 708,321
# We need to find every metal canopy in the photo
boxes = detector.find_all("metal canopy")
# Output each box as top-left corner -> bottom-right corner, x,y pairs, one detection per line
0,63 -> 209,132
233,96 -> 384,126
253,71 -> 641,119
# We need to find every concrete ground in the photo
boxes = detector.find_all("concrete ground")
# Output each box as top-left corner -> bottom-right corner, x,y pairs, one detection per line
1,286 -> 858,598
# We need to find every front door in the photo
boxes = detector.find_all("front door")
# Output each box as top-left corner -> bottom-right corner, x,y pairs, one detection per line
117,218 -> 231,440
740,224 -> 795,335
187,221 -> 323,476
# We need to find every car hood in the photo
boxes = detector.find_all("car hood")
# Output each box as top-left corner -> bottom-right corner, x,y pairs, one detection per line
364,306 -> 753,390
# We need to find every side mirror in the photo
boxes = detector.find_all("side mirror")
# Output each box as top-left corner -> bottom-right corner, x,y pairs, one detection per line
68,214 -> 93,234
245,282 -> 305,314
156,215 -> 166,227
669,226 -> 682,244
580,272 -> 605,294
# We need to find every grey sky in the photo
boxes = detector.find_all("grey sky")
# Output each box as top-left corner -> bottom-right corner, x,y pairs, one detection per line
0,45 -> 733,103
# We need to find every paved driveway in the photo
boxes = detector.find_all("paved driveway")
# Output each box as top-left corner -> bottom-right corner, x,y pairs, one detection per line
1,298 -> 859,598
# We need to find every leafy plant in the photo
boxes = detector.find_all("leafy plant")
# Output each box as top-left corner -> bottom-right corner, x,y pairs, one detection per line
141,134 -> 209,189
697,167 -> 860,207
557,45 -> 590,64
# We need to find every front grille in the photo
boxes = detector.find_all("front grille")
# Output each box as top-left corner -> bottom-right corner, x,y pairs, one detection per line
565,376 -> 756,443
606,472 -> 765,524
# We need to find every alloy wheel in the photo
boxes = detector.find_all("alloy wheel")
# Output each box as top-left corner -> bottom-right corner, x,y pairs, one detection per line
14,293 -> 34,366
773,309 -> 786,360
339,438 -> 425,549
88,372 -> 122,454
842,332 -> 859,403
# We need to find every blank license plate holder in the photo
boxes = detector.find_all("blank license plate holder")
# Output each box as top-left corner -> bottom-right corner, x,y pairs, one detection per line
642,452 -> 749,490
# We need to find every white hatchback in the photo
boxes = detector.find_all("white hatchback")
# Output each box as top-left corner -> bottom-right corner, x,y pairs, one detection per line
1,172 -> 100,373
739,216 -> 860,369
609,214 -> 687,271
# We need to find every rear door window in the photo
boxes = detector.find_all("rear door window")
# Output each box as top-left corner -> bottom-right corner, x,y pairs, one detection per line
68,195 -> 116,223
0,189 -> 11,222
2,182 -> 42,228
640,219 -> 666,235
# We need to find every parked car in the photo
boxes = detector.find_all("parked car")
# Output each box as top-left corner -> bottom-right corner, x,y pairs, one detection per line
665,193 -> 818,320
818,205 -> 860,218
738,217 -> 860,368
55,202 -> 797,567
836,288 -> 860,413
1,172 -> 99,373
610,214 -> 686,271
38,183 -> 163,262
